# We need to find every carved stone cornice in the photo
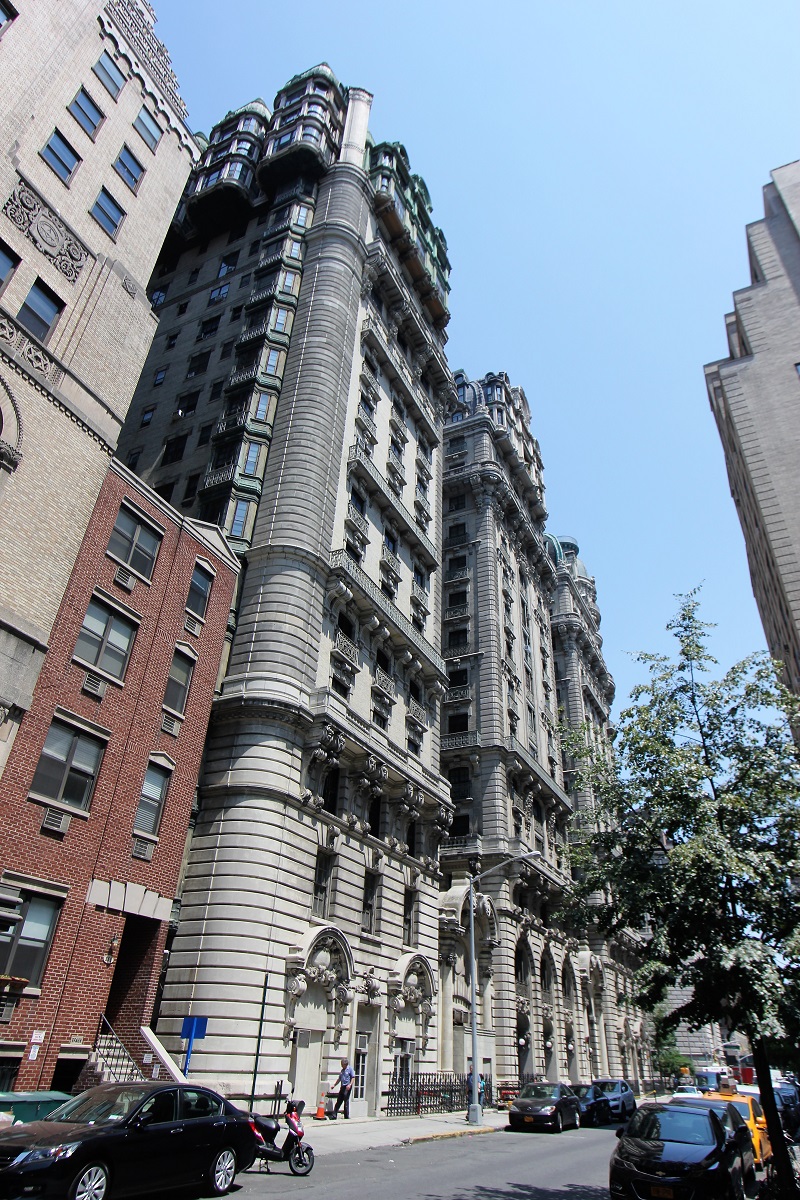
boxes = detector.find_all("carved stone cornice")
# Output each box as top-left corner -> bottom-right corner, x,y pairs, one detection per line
4,178 -> 91,284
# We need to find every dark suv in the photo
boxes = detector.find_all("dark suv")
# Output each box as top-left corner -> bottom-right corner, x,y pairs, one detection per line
593,1077 -> 637,1119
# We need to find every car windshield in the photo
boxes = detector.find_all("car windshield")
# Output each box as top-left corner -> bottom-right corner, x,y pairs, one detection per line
730,1101 -> 752,1119
572,1086 -> 594,1099
47,1087 -> 152,1124
598,1082 -> 621,1095
627,1108 -> 715,1145
520,1084 -> 559,1100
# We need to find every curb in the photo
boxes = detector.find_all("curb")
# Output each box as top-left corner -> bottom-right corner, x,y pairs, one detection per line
403,1124 -> 503,1145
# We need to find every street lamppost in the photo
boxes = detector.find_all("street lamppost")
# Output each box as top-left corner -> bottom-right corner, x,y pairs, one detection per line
467,851 -> 541,1126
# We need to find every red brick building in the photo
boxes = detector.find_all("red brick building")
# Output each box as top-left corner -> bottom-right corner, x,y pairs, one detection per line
0,458 -> 238,1091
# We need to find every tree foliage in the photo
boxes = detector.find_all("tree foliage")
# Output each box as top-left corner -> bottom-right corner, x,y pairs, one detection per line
564,594 -> 800,1194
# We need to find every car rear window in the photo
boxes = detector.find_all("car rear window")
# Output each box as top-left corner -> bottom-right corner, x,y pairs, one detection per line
627,1108 -> 716,1145
519,1084 -> 559,1100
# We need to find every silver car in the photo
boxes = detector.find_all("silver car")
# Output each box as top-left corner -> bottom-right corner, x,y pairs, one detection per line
593,1077 -> 636,1119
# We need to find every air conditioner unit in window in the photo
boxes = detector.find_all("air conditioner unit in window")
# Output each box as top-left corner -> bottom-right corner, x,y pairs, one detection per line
356,1033 -> 369,1053
184,614 -> 202,637
83,672 -> 107,699
161,712 -> 180,736
132,837 -> 154,862
0,999 -> 17,1023
114,565 -> 136,592
296,1029 -> 311,1049
405,1038 -> 417,1054
41,808 -> 71,835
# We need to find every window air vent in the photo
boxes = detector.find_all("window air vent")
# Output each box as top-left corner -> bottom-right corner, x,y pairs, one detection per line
161,712 -> 180,736
132,837 -> 155,861
82,672 -> 107,699
184,615 -> 202,637
114,565 -> 136,592
41,808 -> 71,835
356,1033 -> 369,1053
0,999 -> 16,1023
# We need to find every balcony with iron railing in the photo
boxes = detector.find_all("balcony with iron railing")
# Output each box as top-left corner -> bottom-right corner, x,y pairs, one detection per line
373,665 -> 396,698
411,580 -> 430,612
440,729 -> 481,750
347,443 -> 437,568
360,316 -> 438,439
332,629 -> 359,667
407,696 -> 427,726
444,685 -> 472,703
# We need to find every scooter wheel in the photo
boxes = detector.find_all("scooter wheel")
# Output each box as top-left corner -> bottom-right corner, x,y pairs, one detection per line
288,1144 -> 315,1176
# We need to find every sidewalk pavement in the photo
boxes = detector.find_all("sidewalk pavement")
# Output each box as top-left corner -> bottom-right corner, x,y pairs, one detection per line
302,1107 -> 510,1157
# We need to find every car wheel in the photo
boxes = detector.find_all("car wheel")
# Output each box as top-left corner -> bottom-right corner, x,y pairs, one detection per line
728,1161 -> 745,1200
70,1163 -> 109,1200
574,1109 -> 581,1129
208,1147 -> 237,1195
554,1111 -> 563,1133
288,1143 -> 314,1176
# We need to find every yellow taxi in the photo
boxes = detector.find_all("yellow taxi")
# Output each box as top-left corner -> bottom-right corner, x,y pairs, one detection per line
704,1087 -> 772,1167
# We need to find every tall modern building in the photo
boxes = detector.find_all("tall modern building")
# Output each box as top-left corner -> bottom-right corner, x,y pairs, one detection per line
0,0 -> 196,776
437,372 -> 647,1089
705,160 -> 800,694
120,66 -> 457,1112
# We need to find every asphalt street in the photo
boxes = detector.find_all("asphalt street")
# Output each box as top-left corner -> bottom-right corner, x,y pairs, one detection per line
228,1123 -> 616,1200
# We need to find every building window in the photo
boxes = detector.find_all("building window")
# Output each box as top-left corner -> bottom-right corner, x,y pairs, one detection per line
140,406 -> 155,427
107,505 -> 161,579
295,204 -> 311,227
176,391 -> 198,416
279,269 -> 299,294
402,889 -> 417,945
166,332 -> 179,349
186,351 -> 210,378
274,306 -> 290,333
199,315 -> 220,340
448,712 -> 469,734
150,287 -> 168,308
242,443 -> 259,475
182,475 -> 200,506
0,240 -> 19,289
93,50 -> 126,99
29,719 -> 105,811
0,893 -> 60,988
209,380 -> 224,402
361,871 -> 379,934
249,239 -> 260,256
265,348 -> 280,374
154,481 -> 174,503
114,144 -> 144,192
449,494 -> 466,512
76,597 -> 137,680
220,340 -> 233,360
198,423 -> 214,446
255,394 -> 271,421
186,563 -> 214,619
230,499 -> 250,538
312,849 -> 333,918
164,649 -> 194,715
133,762 -> 171,836
126,449 -> 141,469
353,1047 -> 367,1100
17,279 -> 63,342
134,106 -> 162,152
90,187 -> 126,238
41,129 -> 81,183
288,239 -> 302,260
163,434 -> 188,464
407,735 -> 421,757
153,367 -> 167,387
218,252 -> 239,277
208,284 -> 229,305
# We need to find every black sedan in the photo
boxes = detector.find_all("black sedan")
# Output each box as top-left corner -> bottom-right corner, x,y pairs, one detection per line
610,1101 -> 748,1199
508,1082 -> 581,1132
0,1082 -> 258,1200
571,1083 -> 613,1126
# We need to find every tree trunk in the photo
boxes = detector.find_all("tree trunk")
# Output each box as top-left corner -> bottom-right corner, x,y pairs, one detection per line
753,1036 -> 797,1196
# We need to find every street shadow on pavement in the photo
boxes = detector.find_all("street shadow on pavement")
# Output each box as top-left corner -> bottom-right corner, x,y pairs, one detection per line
419,1183 -> 609,1200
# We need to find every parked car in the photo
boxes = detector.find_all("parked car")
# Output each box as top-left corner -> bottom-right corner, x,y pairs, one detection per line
672,1084 -> 704,1097
672,1089 -> 771,1168
508,1082 -> 581,1132
610,1101 -> 749,1199
593,1077 -> 637,1120
571,1083 -> 613,1126
0,1082 -> 258,1200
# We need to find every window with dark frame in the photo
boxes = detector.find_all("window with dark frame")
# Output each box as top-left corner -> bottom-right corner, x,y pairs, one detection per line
0,893 -> 61,988
90,187 -> 126,238
93,50 -> 126,99
186,564 -> 213,619
230,499 -> 249,538
163,434 -> 187,465
361,871 -> 379,934
107,505 -> 161,579
199,315 -> 220,339
133,762 -> 170,836
68,87 -> 104,138
75,597 -> 137,680
163,649 -> 194,715
17,280 -> 63,342
41,130 -> 81,183
321,767 -> 340,815
134,106 -> 162,151
218,252 -> 239,277
153,367 -> 167,386
176,391 -> 199,416
182,475 -> 200,506
197,423 -> 214,446
186,351 -> 210,379
29,719 -> 105,811
312,849 -> 333,918
114,144 -> 144,192
166,332 -> 179,349
140,406 -> 155,427
208,284 -> 229,305
402,888 -> 416,945
0,240 -> 20,289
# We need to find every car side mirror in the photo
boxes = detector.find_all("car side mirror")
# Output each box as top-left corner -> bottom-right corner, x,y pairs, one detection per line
132,1112 -> 154,1128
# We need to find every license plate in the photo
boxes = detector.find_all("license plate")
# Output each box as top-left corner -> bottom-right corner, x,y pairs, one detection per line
524,1116 -> 535,1123
651,1189 -> 673,1199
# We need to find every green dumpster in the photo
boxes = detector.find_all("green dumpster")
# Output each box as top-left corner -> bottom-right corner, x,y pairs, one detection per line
0,1091 -> 71,1122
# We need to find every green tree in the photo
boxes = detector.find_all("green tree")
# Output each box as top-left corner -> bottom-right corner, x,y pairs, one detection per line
565,594 -> 800,1196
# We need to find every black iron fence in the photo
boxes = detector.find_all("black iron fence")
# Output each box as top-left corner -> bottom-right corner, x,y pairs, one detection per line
384,1071 -> 494,1117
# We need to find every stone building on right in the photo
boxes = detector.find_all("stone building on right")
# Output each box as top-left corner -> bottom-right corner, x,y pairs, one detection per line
705,160 -> 800,693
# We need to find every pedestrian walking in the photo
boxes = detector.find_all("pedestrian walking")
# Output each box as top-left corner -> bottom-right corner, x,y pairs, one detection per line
333,1056 -> 355,1119
479,1073 -> 486,1111
466,1068 -> 474,1120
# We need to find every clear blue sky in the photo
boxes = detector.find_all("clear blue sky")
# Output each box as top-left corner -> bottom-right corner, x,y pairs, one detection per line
152,0 -> 800,711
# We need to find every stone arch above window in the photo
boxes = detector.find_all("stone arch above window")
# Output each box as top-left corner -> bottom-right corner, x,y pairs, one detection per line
0,369 -> 23,475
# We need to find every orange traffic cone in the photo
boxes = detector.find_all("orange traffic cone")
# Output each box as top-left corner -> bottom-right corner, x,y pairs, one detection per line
313,1091 -> 327,1120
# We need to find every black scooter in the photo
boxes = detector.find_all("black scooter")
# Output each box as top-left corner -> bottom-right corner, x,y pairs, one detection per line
250,1101 -> 315,1176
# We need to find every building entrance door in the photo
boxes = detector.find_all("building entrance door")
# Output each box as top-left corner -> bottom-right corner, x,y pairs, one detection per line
289,1029 -> 324,1112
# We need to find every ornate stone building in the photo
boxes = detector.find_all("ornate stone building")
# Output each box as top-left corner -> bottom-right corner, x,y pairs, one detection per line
0,0 -> 196,778
121,67 -> 457,1113
436,372 -> 650,1090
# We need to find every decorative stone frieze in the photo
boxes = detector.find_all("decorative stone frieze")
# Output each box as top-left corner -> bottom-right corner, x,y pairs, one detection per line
103,0 -> 188,118
0,311 -> 65,389
3,179 -> 91,284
